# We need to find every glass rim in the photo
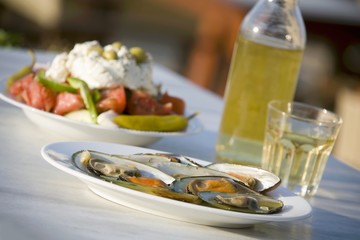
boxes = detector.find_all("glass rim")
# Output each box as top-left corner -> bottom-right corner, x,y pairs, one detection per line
268,100 -> 342,127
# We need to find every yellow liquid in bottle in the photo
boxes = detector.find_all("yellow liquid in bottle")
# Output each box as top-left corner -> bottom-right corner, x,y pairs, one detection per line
216,36 -> 304,167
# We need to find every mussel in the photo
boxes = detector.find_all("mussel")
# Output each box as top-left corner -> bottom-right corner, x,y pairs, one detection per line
198,191 -> 283,214
100,175 -> 202,204
73,150 -> 175,186
206,163 -> 281,193
171,176 -> 241,195
72,150 -> 201,203
88,158 -> 140,178
171,176 -> 283,214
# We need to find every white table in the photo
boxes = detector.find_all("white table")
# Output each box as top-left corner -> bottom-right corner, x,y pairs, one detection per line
0,48 -> 359,240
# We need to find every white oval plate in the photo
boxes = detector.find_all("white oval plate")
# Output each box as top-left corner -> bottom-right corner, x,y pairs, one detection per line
0,79 -> 202,146
41,141 -> 312,228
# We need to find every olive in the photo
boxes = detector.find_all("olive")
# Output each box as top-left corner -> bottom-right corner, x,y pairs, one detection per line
112,41 -> 123,50
129,47 -> 147,64
88,46 -> 104,55
102,50 -> 118,60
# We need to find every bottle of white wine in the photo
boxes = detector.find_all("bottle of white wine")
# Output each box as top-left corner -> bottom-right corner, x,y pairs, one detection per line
216,0 -> 306,167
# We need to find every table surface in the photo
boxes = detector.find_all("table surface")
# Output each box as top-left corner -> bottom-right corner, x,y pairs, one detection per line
0,48 -> 359,240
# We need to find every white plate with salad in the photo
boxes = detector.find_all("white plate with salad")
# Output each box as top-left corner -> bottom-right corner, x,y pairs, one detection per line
0,41 -> 202,146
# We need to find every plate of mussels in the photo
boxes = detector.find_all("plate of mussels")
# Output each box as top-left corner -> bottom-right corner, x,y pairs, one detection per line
41,141 -> 312,228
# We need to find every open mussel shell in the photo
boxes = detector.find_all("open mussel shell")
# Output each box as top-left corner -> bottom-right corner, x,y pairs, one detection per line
198,191 -> 284,214
100,175 -> 202,204
72,150 -> 202,203
170,176 -> 283,214
171,176 -> 244,195
72,150 -> 175,185
206,163 -> 281,193
87,158 -> 141,178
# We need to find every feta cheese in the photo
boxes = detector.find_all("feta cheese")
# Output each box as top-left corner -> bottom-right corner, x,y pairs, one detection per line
45,52 -> 69,83
45,41 -> 158,95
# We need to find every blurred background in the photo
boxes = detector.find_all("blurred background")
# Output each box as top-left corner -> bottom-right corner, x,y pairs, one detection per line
0,0 -> 359,168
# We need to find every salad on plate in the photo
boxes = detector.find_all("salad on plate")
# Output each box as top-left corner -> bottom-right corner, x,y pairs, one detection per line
6,41 -> 192,132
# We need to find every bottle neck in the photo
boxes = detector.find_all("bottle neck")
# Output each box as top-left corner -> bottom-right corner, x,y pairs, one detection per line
268,0 -> 298,9
241,0 -> 305,49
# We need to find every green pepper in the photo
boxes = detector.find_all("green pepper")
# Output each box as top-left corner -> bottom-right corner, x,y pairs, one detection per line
6,49 -> 35,89
36,70 -> 77,93
112,114 -> 190,132
92,89 -> 101,103
67,77 -> 98,124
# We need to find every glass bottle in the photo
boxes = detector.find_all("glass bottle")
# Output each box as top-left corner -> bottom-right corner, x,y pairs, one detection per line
216,0 -> 306,167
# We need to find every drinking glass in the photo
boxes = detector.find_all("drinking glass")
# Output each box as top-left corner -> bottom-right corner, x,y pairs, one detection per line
262,100 -> 342,198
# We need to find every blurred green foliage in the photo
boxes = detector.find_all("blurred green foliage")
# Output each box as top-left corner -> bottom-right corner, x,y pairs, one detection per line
0,29 -> 23,47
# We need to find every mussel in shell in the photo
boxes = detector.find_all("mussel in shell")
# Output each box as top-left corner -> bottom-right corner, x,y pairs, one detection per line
171,176 -> 283,214
73,150 -> 175,185
73,150 -> 201,203
198,191 -> 283,214
206,163 -> 281,193
88,158 -> 141,178
171,176 -> 241,195
100,175 -> 202,204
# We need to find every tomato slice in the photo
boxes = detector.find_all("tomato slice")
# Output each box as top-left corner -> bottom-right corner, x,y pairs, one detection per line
8,73 -> 34,98
9,73 -> 56,112
96,86 -> 126,114
160,91 -> 185,115
126,90 -> 172,115
53,92 -> 84,115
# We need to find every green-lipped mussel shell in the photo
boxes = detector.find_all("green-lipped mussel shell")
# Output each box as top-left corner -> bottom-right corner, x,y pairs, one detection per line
207,163 -> 281,193
198,191 -> 283,214
101,175 -> 201,204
